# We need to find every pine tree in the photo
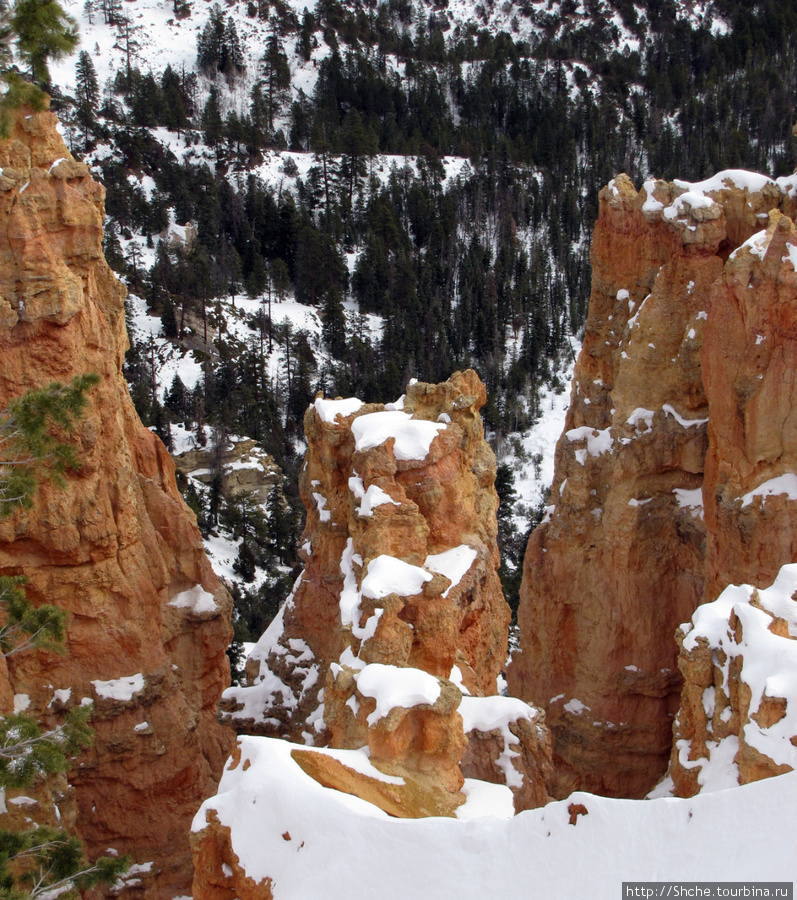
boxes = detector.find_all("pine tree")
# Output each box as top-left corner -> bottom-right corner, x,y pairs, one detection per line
113,13 -> 139,82
74,50 -> 98,148
265,481 -> 292,558
196,4 -> 225,73
321,287 -> 346,359
0,0 -> 13,71
297,9 -> 315,62
197,4 -> 243,77
160,297 -> 178,339
10,0 -> 79,87
340,109 -> 368,216
270,257 -> 290,302
248,81 -> 268,151
260,25 -> 290,130
0,375 -> 99,515
165,374 -> 187,419
160,65 -> 190,136
245,252 -> 267,299
201,84 -> 223,152
99,0 -> 121,25
222,15 -> 243,75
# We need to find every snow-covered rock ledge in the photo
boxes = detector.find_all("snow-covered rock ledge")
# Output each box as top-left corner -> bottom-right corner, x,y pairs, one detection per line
667,563 -> 797,796
190,735 -> 797,899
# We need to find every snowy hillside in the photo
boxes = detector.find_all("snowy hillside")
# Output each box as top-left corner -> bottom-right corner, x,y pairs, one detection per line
40,0 -> 796,644
50,0 -> 728,108
29,0 -> 797,895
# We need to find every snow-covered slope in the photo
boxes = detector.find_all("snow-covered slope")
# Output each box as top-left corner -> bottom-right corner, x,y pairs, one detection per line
51,0 -> 728,108
193,735 -> 796,898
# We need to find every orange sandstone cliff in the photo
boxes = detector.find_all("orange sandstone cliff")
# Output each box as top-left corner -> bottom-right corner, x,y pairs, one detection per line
668,207 -> 797,794
222,371 -> 513,737
0,108 -> 233,897
508,170 -> 797,799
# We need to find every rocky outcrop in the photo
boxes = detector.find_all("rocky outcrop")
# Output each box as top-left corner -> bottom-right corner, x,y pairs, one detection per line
0,107 -> 233,897
668,204 -> 797,794
194,371 -> 550,898
702,208 -> 797,598
221,370 -> 513,739
173,434 -> 280,504
669,563 -> 797,795
508,170 -> 797,799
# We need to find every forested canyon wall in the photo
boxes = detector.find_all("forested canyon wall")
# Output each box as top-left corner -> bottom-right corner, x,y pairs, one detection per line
0,107 -> 233,898
508,169 -> 797,799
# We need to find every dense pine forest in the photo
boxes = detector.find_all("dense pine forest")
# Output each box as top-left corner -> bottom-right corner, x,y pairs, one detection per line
46,0 -> 797,656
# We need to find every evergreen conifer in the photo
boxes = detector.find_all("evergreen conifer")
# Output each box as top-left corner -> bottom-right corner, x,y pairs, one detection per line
74,50 -> 98,147
9,0 -> 78,86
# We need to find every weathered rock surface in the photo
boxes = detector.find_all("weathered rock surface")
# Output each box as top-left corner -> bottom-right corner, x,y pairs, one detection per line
194,371 -> 550,898
173,434 -> 280,504
508,170 -> 797,799
221,370 -> 512,738
669,563 -> 797,795
459,694 -> 552,811
0,107 -> 233,897
668,204 -> 797,794
702,208 -> 797,599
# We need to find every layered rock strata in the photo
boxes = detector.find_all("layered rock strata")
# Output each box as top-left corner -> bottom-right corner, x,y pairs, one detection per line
195,371 -> 550,898
509,170 -> 797,799
668,204 -> 797,793
0,107 -> 233,897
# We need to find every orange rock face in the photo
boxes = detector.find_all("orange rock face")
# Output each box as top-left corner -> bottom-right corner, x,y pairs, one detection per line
193,371 -> 550,899
0,108 -> 233,897
508,171 -> 797,799
669,208 -> 797,794
222,370 -> 512,739
702,209 -> 797,598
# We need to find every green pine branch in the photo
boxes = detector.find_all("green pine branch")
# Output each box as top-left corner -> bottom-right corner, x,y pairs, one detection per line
0,577 -> 65,658
0,826 -> 129,899
0,375 -> 127,897
0,374 -> 100,518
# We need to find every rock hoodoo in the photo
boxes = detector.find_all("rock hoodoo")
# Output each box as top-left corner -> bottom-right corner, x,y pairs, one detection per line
0,107 -> 233,898
508,169 -> 797,799
222,370 -> 512,734
194,371 -> 551,898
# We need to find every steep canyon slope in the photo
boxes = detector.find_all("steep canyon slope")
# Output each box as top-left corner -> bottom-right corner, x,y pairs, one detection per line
508,169 -> 797,799
0,107 -> 233,898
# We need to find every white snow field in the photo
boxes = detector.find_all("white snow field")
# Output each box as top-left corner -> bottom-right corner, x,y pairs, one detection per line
193,735 -> 797,899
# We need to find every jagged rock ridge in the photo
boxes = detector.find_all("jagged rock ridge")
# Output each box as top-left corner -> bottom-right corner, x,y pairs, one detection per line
668,563 -> 797,796
0,107 -> 233,898
508,168 -> 797,799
